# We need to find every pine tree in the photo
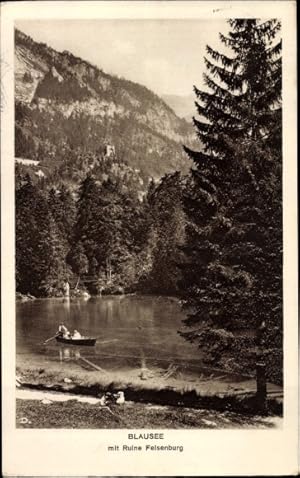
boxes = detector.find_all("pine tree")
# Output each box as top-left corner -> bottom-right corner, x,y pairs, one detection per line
184,19 -> 281,194
143,173 -> 186,294
70,174 -> 101,276
16,175 -> 67,296
181,19 -> 282,383
69,174 -> 141,290
48,185 -> 76,244
94,179 -> 131,281
41,213 -> 70,296
66,241 -> 89,288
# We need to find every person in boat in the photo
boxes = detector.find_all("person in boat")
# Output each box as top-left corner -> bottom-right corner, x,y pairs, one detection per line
58,324 -> 71,338
72,329 -> 82,339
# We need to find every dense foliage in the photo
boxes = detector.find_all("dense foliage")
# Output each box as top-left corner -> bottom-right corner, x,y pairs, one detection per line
16,167 -> 185,297
180,19 -> 282,384
138,173 -> 186,294
16,174 -> 70,296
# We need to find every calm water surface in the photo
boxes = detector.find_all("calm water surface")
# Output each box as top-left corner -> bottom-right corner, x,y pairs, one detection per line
16,295 -> 201,372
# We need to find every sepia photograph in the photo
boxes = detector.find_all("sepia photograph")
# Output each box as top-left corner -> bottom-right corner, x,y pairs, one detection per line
14,15 -> 284,430
1,1 -> 298,476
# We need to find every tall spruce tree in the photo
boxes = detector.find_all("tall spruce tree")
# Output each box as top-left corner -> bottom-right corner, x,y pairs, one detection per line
48,185 -> 76,245
16,175 -> 68,296
146,173 -> 186,294
68,174 -> 143,291
181,19 -> 282,383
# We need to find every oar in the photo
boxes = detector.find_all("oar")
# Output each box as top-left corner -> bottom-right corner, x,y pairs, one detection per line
43,333 -> 59,345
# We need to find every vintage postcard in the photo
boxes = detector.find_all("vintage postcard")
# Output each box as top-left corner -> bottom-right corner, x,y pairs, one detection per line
1,0 -> 298,476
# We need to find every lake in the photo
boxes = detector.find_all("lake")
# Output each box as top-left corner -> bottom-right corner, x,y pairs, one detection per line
16,295 -> 202,373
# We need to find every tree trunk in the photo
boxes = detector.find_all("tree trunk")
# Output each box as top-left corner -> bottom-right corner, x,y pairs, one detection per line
75,275 -> 80,290
256,362 -> 267,412
106,258 -> 112,283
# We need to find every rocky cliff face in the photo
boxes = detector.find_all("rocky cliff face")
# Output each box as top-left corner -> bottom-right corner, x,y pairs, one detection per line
15,29 -> 197,185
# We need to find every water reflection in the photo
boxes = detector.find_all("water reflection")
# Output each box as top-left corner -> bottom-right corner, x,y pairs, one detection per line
17,296 -> 201,371
62,297 -> 70,309
140,348 -> 147,369
58,346 -> 81,362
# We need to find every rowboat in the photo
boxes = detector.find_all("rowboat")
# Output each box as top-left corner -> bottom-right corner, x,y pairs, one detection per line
56,336 -> 97,346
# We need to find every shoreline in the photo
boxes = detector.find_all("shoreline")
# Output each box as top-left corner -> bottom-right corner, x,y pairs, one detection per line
16,292 -> 181,301
16,356 -> 283,418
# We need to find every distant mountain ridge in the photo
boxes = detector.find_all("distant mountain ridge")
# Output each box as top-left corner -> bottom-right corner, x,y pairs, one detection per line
162,94 -> 195,122
15,29 -> 197,187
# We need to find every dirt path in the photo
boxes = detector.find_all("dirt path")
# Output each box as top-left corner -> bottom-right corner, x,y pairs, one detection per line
16,389 -> 282,429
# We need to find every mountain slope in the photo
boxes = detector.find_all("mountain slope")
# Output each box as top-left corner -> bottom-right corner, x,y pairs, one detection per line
15,29 -> 197,185
162,94 -> 195,122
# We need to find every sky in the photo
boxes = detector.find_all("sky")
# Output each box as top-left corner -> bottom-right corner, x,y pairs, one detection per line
16,19 -> 228,97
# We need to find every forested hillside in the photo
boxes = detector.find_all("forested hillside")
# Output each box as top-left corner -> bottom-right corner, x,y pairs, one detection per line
15,28 -> 191,298
162,94 -> 195,121
15,29 -> 196,187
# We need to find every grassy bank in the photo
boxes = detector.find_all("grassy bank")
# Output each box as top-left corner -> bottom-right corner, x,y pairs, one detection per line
16,395 -> 282,429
